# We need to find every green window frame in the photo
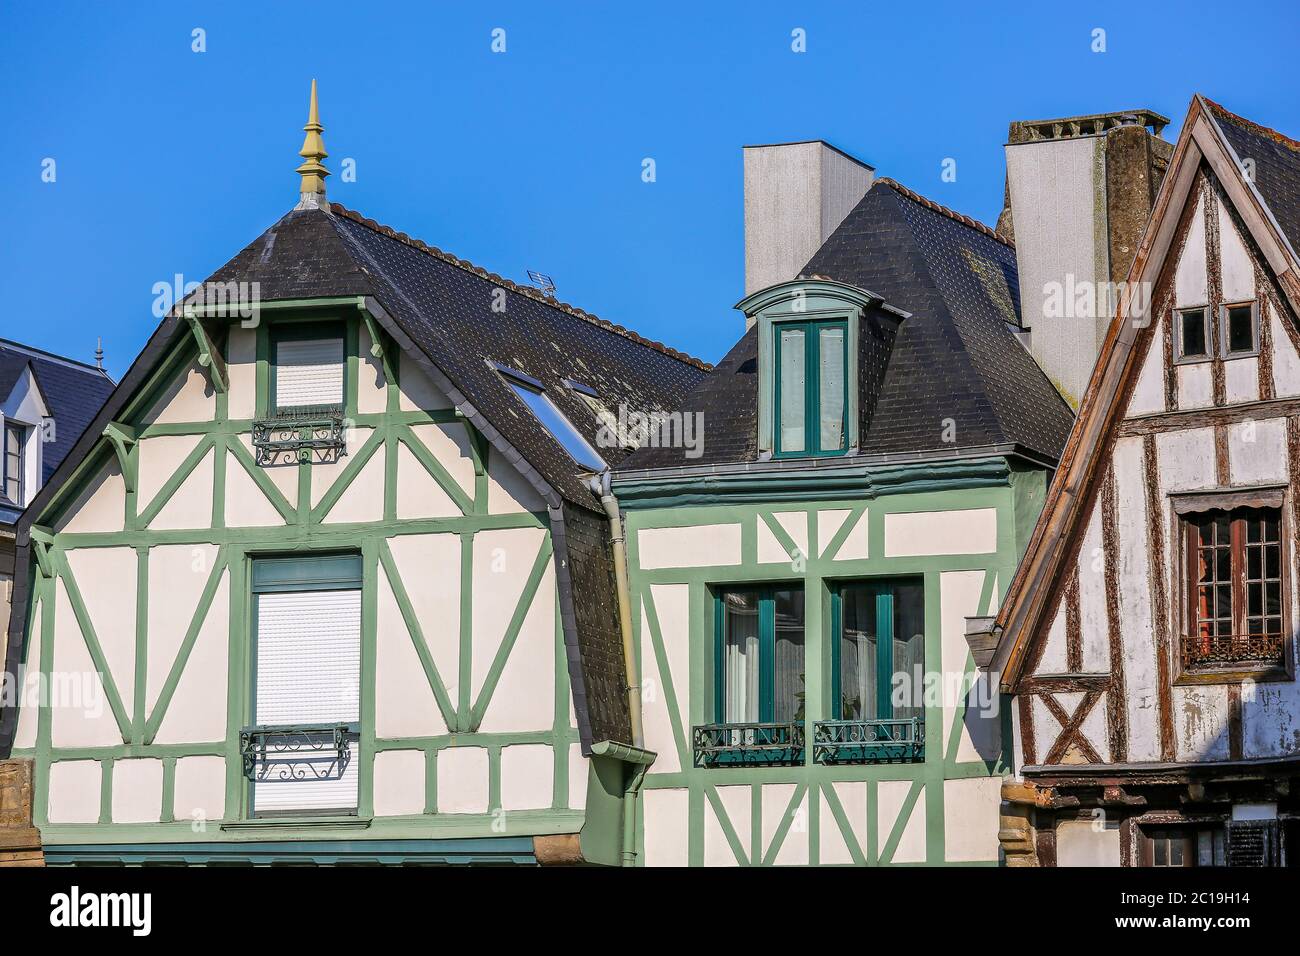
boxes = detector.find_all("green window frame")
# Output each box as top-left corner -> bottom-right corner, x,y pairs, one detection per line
247,552 -> 363,818
830,578 -> 925,722
2,420 -> 25,505
773,318 -> 849,458
712,586 -> 805,724
268,320 -> 347,415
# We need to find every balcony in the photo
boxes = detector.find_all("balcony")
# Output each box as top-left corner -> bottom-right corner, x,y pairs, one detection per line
1180,633 -> 1285,671
251,405 -> 347,465
692,722 -> 804,768
812,718 -> 924,764
239,723 -> 358,782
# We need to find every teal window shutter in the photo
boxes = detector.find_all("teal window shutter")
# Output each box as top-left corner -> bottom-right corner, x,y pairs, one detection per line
833,578 -> 925,721
773,318 -> 848,458
715,586 -> 805,723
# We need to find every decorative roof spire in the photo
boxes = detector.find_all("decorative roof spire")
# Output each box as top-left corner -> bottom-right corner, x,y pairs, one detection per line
295,79 -> 329,206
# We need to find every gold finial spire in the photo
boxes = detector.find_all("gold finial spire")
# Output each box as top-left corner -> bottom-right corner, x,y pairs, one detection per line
296,79 -> 329,198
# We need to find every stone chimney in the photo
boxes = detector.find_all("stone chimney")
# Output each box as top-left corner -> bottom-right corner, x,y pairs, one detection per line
743,141 -> 874,304
998,110 -> 1172,405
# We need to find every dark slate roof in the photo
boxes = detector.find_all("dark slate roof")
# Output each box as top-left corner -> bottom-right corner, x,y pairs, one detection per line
1206,99 -> 1300,261
620,178 -> 1075,471
0,339 -> 115,485
328,207 -> 709,503
6,201 -> 707,755
199,205 -> 710,505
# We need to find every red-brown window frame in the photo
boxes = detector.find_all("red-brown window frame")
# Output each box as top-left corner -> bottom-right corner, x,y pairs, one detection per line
1176,500 -> 1293,684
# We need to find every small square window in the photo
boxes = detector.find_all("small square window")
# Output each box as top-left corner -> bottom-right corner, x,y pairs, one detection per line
1224,303 -> 1257,355
271,324 -> 345,413
1177,307 -> 1209,360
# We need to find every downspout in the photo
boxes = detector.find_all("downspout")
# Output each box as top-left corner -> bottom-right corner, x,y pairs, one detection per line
588,470 -> 642,748
591,741 -> 655,867
589,470 -> 653,866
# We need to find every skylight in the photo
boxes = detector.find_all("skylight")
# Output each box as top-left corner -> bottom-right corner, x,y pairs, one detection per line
503,373 -> 607,471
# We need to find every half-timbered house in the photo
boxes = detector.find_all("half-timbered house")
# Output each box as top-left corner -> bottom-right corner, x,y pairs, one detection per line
611,146 -> 1079,865
0,84 -> 707,865
988,97 -> 1300,867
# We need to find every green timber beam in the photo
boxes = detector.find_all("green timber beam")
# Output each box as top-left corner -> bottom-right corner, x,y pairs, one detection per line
182,313 -> 228,393
101,422 -> 138,493
28,526 -> 54,578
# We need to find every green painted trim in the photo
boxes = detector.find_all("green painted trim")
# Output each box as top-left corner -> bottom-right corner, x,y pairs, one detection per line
55,553 -> 133,741
624,485 -> 1030,866
142,547 -> 229,743
468,535 -> 554,729
773,318 -> 849,459
183,314 -> 228,394
101,423 -> 138,493
226,438 -> 297,523
137,435 -> 214,528
308,426 -> 385,523
376,540 -> 459,729
613,456 -> 1015,509
397,425 -> 474,515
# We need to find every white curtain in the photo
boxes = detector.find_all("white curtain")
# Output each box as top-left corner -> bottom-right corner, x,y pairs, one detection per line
818,326 -> 845,451
723,594 -> 760,723
778,327 -> 806,452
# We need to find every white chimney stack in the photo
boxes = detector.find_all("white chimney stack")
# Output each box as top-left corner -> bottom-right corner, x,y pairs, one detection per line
743,141 -> 874,307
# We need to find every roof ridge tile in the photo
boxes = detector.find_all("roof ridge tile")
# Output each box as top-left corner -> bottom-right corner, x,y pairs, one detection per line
328,202 -> 712,371
1203,97 -> 1300,155
873,177 -> 1013,248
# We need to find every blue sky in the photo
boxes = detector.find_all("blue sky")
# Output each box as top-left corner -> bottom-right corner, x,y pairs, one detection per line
2,1 -> 1298,377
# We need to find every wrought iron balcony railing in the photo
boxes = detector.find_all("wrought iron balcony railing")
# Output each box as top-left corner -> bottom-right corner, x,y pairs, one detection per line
1181,633 -> 1285,671
692,722 -> 805,768
251,405 -> 347,465
812,718 -> 924,764
239,723 -> 358,782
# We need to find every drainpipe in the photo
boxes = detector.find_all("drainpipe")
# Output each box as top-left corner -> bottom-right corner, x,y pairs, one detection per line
591,740 -> 656,867
588,471 -> 642,748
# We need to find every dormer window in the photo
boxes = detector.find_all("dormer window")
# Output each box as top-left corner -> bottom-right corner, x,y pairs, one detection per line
2,421 -> 24,505
775,319 -> 848,457
737,278 -> 899,461
271,323 -> 345,413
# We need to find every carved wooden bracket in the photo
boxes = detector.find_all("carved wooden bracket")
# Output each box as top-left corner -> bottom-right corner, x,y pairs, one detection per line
183,313 -> 228,394
28,526 -> 53,578
101,422 -> 137,493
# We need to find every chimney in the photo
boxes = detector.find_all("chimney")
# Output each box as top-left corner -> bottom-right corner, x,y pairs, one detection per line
743,141 -> 874,308
999,110 -> 1172,405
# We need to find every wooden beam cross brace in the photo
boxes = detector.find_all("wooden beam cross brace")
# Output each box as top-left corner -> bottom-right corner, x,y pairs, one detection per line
101,422 -> 138,492
183,313 -> 228,393
29,526 -> 53,578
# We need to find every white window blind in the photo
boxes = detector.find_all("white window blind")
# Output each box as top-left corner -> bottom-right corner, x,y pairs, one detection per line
253,588 -> 360,814
275,336 -> 344,409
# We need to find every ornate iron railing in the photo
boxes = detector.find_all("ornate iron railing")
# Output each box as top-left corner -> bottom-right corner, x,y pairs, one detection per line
692,722 -> 804,767
1181,633 -> 1285,670
251,405 -> 347,465
812,718 -> 924,764
239,723 -> 358,782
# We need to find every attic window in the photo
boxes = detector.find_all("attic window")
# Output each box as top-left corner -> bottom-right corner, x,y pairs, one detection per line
2,421 -> 25,505
774,320 -> 848,458
272,323 -> 345,413
1222,302 -> 1259,356
499,368 -> 606,471
1176,307 -> 1209,360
